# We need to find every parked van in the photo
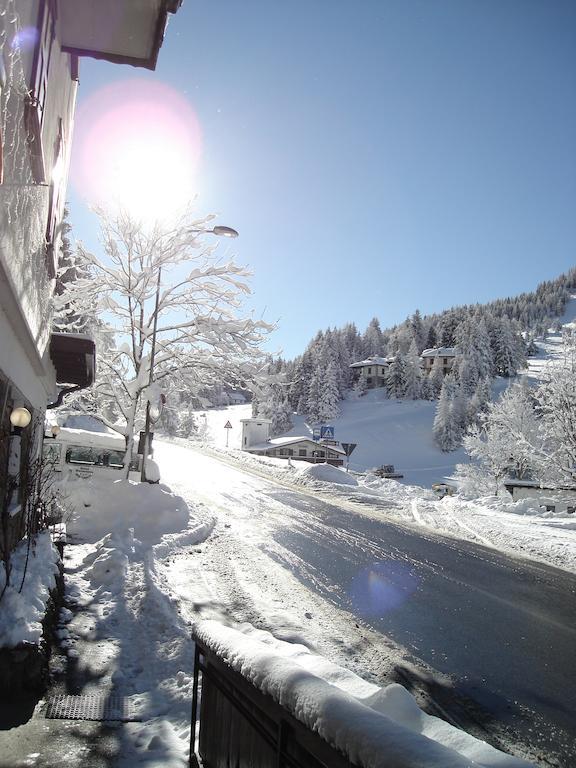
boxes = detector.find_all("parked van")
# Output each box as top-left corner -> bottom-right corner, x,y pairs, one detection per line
43,427 -> 141,482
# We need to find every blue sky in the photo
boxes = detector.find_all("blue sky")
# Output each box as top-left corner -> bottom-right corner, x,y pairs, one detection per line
67,0 -> 576,359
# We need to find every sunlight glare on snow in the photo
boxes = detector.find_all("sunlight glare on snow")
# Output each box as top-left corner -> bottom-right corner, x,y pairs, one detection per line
71,80 -> 202,223
348,561 -> 418,618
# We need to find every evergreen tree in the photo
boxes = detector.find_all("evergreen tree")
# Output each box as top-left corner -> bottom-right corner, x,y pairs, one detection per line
386,354 -> 407,399
410,309 -> 426,352
428,356 -> 445,398
433,374 -> 461,451
318,361 -> 341,421
425,324 -> 437,350
403,341 -> 423,399
363,317 -> 384,356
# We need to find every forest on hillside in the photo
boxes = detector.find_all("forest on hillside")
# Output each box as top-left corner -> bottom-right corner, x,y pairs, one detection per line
254,269 -> 576,451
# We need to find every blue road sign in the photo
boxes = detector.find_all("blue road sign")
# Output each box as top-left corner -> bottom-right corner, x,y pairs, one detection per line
320,425 -> 334,440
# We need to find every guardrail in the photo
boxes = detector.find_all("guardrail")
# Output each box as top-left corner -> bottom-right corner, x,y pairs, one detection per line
190,639 -> 356,768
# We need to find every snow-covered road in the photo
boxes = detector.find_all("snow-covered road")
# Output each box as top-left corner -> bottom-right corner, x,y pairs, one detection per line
156,441 -> 576,768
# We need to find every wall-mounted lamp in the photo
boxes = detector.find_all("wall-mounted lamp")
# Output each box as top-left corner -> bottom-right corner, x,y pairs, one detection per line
10,406 -> 32,432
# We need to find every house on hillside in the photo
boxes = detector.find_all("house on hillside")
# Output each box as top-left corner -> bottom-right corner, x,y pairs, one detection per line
349,356 -> 394,389
420,347 -> 457,375
240,418 -> 346,466
0,0 -> 181,556
503,480 -> 576,514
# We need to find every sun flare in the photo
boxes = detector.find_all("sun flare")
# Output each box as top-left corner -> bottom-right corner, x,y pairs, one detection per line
72,80 -> 202,223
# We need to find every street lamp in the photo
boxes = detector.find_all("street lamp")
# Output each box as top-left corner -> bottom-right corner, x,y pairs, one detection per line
189,225 -> 239,239
140,224 -> 239,481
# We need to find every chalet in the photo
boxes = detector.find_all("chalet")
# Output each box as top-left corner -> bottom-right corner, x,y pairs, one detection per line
240,418 -> 346,466
420,347 -> 458,375
249,437 -> 346,467
503,480 -> 576,515
349,356 -> 393,389
0,0 -> 180,555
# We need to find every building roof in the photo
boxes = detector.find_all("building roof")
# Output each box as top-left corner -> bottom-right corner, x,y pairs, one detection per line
248,436 -> 346,455
349,356 -> 393,369
58,0 -> 182,71
420,347 -> 458,359
504,480 -> 576,492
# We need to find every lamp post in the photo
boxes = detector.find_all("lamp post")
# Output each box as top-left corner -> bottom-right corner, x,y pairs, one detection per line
140,224 -> 239,482
7,406 -> 32,510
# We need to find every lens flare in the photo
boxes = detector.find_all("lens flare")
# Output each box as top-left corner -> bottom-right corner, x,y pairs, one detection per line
348,561 -> 418,618
71,80 -> 202,223
11,27 -> 39,51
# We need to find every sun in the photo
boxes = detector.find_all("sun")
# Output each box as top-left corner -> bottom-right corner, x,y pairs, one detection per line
72,80 -> 202,223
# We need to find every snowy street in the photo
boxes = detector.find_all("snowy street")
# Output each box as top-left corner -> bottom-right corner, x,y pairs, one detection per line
156,440 -> 576,768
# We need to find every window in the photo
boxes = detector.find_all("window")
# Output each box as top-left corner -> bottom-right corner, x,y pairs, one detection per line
287,449 -> 293,456
367,377 -> 372,385
42,442 -> 62,465
279,448 -> 287,456
443,358 -> 448,365
542,504 -> 556,513
107,450 -> 125,469
298,449 -> 307,457
367,367 -> 372,374
25,0 -> 56,184
567,506 -> 575,515
65,446 -> 125,469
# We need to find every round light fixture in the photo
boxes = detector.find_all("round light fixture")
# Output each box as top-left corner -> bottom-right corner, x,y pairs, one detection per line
10,407 -> 32,429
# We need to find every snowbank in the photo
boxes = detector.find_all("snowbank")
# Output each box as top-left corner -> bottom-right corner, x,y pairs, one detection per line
65,478 -> 190,545
295,462 -> 359,486
195,621 -> 533,768
0,532 -> 60,648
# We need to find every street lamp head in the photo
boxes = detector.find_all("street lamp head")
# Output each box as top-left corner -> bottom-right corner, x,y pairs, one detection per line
188,225 -> 239,238
211,225 -> 239,238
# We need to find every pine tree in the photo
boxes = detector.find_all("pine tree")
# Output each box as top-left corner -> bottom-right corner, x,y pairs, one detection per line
318,361 -> 341,421
386,354 -> 407,399
403,342 -> 423,399
433,374 -> 461,451
428,356 -> 445,398
363,317 -> 384,356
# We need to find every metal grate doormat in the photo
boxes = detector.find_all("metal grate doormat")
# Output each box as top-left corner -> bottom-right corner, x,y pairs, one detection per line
45,694 -> 141,722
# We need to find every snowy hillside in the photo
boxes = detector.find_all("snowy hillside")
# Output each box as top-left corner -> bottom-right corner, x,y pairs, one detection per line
523,294 -> 576,382
196,296 -> 576,490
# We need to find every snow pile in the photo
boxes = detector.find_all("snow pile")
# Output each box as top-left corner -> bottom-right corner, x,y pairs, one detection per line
295,462 -> 359,486
0,532 -> 60,648
83,529 -> 136,588
195,621 -> 533,768
64,478 -> 189,545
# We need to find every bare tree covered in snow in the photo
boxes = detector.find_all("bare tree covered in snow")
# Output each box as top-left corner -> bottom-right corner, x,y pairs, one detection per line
458,341 -> 576,494
55,209 -> 271,474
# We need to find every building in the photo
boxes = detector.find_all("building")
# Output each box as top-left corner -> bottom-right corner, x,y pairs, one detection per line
1,0 -> 181,552
240,418 -> 346,466
420,347 -> 457,375
349,356 -> 393,389
503,480 -> 576,515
